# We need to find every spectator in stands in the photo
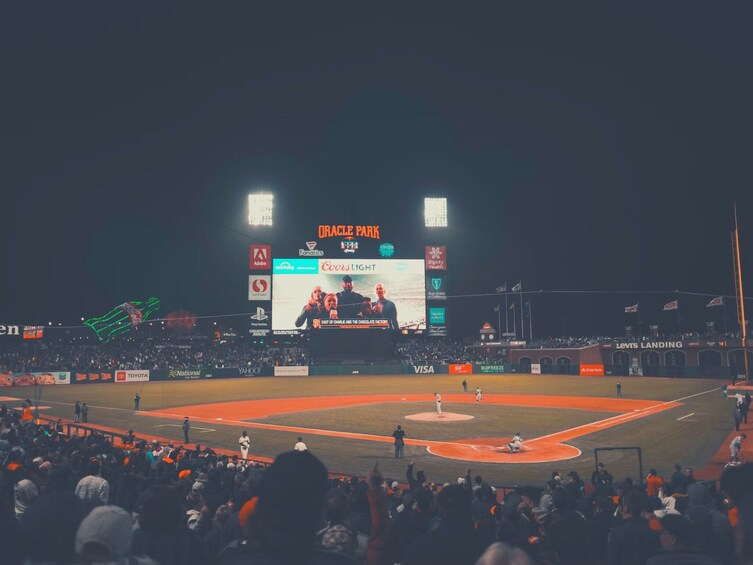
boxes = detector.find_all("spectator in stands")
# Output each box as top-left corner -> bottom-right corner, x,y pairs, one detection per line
606,488 -> 660,564
685,482 -> 735,564
403,484 -> 483,564
132,485 -> 208,565
591,463 -> 614,497
75,457 -> 109,507
219,450 -> 353,564
646,468 -> 663,497
14,479 -> 38,520
76,504 -> 158,565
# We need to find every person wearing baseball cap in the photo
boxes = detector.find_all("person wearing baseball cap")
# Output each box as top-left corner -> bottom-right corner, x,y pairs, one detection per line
336,275 -> 364,318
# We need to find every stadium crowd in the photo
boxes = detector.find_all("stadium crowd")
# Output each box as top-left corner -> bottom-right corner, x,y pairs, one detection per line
2,405 -> 753,564
0,337 -> 308,373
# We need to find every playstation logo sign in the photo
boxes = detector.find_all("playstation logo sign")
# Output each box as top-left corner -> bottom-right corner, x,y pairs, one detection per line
250,307 -> 268,321
299,241 -> 324,257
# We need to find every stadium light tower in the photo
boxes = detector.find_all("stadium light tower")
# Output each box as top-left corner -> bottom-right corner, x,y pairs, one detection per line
424,197 -> 448,227
248,193 -> 274,226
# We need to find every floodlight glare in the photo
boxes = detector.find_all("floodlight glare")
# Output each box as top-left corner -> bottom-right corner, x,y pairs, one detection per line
424,197 -> 448,227
248,193 -> 274,226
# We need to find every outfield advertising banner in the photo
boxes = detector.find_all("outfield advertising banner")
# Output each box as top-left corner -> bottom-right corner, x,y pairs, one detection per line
11,372 -> 71,385
411,365 -> 436,374
274,366 -> 309,376
580,364 -> 605,376
477,364 -> 507,373
168,369 -> 202,380
448,364 -> 473,375
531,364 -> 541,374
115,370 -> 150,383
73,372 -> 114,384
0,374 -> 13,386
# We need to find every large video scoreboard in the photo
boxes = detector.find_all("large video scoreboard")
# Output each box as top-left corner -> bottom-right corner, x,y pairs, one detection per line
271,258 -> 426,334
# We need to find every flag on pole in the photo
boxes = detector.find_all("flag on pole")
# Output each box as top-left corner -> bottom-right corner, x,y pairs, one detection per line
663,300 -> 679,311
510,303 -> 515,310
493,305 -> 500,312
512,282 -> 522,292
496,284 -> 507,293
706,296 -> 724,307
624,304 -> 639,314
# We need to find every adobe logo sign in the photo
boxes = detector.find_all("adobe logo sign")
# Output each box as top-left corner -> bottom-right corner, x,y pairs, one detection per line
248,276 -> 271,300
249,244 -> 271,270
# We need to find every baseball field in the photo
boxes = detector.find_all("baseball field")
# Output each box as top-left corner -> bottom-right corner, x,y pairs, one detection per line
0,373 -> 742,486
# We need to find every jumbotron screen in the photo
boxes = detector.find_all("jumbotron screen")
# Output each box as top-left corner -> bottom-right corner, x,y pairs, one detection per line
272,258 -> 426,332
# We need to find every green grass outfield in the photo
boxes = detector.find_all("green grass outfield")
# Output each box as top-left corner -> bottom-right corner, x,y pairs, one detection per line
1,374 -> 735,486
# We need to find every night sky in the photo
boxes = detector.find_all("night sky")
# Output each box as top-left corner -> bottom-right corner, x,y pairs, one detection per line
2,7 -> 752,339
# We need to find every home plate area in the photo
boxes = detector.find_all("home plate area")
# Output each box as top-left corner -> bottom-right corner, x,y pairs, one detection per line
428,437 -> 583,464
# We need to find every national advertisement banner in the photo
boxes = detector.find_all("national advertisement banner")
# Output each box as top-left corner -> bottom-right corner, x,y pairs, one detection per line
448,363 -> 473,374
168,369 -> 202,380
115,370 -> 150,383
531,364 -> 541,374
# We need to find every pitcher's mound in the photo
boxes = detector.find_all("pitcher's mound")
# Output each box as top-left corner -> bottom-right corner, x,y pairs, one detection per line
406,412 -> 474,422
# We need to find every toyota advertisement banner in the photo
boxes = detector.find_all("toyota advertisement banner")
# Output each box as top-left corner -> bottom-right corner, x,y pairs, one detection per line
115,370 -> 150,383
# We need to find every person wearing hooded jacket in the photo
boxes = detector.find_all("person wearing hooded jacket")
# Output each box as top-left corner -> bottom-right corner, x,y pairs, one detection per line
685,482 -> 735,565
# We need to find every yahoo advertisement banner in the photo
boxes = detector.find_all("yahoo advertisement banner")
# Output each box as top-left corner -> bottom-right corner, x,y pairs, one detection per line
272,259 -> 426,331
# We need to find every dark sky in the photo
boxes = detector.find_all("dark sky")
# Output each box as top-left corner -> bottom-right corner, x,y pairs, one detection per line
2,7 -> 752,339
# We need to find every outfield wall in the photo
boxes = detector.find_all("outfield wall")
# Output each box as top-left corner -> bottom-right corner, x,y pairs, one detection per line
0,362 -> 733,386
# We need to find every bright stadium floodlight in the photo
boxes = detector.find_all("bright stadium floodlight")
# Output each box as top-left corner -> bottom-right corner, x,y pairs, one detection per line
248,193 -> 274,226
424,197 -> 448,227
